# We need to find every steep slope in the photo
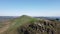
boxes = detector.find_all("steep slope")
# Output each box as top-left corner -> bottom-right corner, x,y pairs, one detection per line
1,15 -> 60,34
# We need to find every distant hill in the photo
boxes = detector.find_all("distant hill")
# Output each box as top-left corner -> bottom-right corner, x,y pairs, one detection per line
35,17 -> 60,21
0,15 -> 60,34
0,16 -> 18,22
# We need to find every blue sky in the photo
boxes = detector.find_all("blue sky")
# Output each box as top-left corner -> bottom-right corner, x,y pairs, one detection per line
0,0 -> 60,16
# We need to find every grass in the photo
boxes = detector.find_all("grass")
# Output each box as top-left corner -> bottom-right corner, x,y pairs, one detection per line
2,15 -> 37,34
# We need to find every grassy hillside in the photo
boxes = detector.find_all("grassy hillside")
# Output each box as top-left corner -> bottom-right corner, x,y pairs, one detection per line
0,15 -> 60,34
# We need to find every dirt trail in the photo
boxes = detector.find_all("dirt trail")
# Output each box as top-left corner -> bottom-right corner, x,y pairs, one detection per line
0,22 -> 10,34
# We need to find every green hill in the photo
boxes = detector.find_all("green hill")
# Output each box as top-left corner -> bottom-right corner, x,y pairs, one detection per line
1,15 -> 60,34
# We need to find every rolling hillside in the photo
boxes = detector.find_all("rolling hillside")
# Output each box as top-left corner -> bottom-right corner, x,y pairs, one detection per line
0,15 -> 60,34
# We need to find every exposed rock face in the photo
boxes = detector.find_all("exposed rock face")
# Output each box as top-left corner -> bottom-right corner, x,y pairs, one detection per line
17,20 -> 59,34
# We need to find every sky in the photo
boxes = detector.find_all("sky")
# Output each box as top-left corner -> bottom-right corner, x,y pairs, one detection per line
0,0 -> 60,16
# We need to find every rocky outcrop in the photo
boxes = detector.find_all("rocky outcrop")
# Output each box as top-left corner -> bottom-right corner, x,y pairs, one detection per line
17,20 -> 58,34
